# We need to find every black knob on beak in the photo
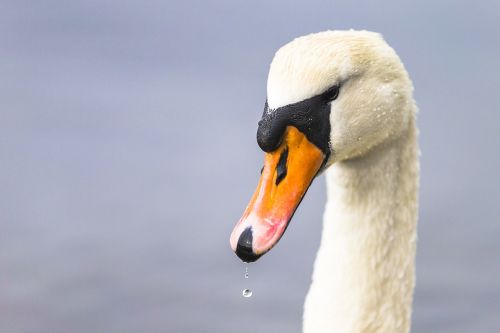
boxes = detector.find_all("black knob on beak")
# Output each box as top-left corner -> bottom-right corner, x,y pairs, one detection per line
236,227 -> 261,263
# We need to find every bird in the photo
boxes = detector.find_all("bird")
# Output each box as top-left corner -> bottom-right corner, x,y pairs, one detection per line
230,30 -> 419,333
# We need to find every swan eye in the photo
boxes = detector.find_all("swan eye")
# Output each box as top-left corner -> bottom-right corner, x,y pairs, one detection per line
324,85 -> 340,102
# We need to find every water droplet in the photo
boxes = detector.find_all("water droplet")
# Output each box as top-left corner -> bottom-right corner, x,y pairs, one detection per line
245,266 -> 249,279
242,289 -> 253,298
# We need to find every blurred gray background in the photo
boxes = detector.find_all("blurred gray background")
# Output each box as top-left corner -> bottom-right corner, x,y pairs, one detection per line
1,1 -> 499,332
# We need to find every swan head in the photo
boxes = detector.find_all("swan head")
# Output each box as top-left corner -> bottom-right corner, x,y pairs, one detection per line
230,30 -> 415,262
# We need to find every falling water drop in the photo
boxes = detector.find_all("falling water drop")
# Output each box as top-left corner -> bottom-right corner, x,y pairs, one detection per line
242,266 -> 252,298
242,289 -> 253,298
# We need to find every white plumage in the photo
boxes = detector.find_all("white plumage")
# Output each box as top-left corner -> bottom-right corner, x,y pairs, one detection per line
267,31 -> 420,333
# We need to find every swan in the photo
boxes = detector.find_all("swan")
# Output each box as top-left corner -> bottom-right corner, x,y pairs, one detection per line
230,30 -> 419,333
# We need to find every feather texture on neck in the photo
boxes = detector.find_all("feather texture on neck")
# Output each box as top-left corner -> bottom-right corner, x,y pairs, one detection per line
303,116 -> 419,333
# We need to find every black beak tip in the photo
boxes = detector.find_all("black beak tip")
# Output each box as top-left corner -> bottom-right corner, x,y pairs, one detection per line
235,227 -> 262,263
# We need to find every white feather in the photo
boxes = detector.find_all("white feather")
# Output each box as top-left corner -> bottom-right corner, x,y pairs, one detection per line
267,30 -> 419,333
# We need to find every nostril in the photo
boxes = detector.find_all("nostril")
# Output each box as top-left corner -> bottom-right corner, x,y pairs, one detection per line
276,146 -> 288,185
236,227 -> 261,263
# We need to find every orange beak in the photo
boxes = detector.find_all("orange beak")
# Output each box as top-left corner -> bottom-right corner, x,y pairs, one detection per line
230,126 -> 326,262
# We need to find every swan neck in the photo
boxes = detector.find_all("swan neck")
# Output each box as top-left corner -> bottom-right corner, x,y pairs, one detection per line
303,121 -> 419,333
